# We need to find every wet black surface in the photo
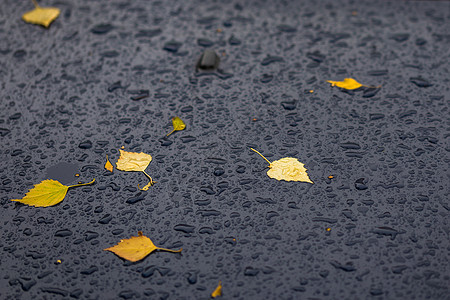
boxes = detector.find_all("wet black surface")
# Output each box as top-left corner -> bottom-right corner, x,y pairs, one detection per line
1,0 -> 449,299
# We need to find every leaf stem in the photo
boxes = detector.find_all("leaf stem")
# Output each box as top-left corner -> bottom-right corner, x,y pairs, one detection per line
362,84 -> 382,89
68,178 -> 95,188
250,148 -> 271,164
157,247 -> 182,253
166,129 -> 175,137
142,171 -> 154,183
32,0 -> 39,7
139,171 -> 155,190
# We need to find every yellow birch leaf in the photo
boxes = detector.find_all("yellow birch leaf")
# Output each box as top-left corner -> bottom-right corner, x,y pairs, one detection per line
167,117 -> 186,136
327,78 -> 363,90
105,155 -> 113,172
104,231 -> 182,262
116,149 -> 155,189
11,178 -> 95,207
116,149 -> 152,172
251,148 -> 313,183
211,281 -> 222,298
22,0 -> 60,28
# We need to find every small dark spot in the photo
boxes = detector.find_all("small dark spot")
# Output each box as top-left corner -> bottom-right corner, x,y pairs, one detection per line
78,140 -> 92,149
197,38 -> 214,47
260,74 -> 273,83
228,35 -> 241,45
277,24 -> 297,33
410,77 -> 433,88
91,24 -> 114,34
355,178 -> 368,190
13,50 -> 27,58
163,41 -> 182,52
281,100 -> 296,110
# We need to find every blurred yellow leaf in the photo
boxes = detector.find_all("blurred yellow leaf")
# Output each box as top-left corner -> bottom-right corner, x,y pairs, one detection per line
11,178 -> 95,207
116,149 -> 152,172
167,117 -> 186,136
327,78 -> 363,90
251,148 -> 313,183
211,281 -> 222,298
105,155 -> 113,172
22,0 -> 60,28
104,231 -> 182,262
116,149 -> 155,190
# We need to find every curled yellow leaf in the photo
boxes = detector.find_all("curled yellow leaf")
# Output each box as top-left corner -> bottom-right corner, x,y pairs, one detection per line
22,0 -> 60,28
105,155 -> 113,172
104,231 -> 182,262
327,78 -> 363,90
211,281 -> 222,298
327,78 -> 380,90
251,148 -> 313,183
167,117 -> 186,136
11,178 -> 95,207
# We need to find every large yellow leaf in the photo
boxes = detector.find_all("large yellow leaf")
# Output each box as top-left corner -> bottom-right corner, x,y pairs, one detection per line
251,148 -> 313,183
22,0 -> 60,28
116,149 -> 152,172
327,78 -> 363,90
104,231 -> 182,262
11,178 -> 95,207
211,281 -> 222,298
166,117 -> 186,136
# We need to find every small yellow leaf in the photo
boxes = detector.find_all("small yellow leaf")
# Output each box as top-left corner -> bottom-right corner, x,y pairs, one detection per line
327,78 -> 363,90
167,117 -> 186,136
211,281 -> 222,298
116,149 -> 152,172
105,155 -> 113,172
22,1 -> 60,28
251,148 -> 313,183
11,178 -> 95,207
104,231 -> 182,262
